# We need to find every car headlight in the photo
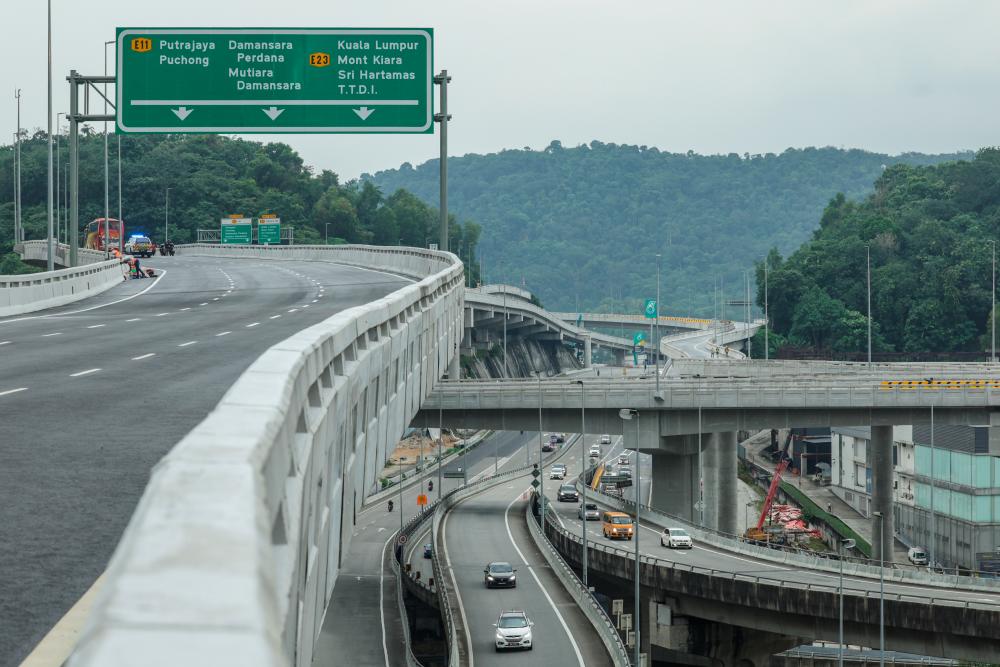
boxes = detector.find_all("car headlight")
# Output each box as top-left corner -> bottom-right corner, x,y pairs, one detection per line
487,575 -> 494,580
508,575 -> 515,581
496,631 -> 504,641
523,629 -> 532,641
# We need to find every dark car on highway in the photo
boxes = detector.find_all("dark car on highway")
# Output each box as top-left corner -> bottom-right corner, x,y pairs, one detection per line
557,484 -> 579,502
485,561 -> 517,588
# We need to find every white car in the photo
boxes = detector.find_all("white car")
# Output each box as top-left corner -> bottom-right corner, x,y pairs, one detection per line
618,454 -> 630,465
660,527 -> 693,549
600,434 -> 612,445
589,444 -> 601,457
494,610 -> 533,651
549,465 -> 566,480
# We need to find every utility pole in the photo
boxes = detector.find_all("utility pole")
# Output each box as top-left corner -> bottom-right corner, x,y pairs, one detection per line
867,245 -> 872,367
164,187 -> 171,243
655,254 -> 661,393
433,70 -> 451,252
103,40 -> 113,259
15,88 -> 22,244
46,0 -> 54,270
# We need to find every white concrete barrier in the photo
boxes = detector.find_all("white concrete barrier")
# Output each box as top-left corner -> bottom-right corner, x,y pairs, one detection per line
2,242 -> 125,317
68,245 -> 465,667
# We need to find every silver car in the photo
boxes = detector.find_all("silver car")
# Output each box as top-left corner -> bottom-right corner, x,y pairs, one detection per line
494,610 -> 534,651
578,502 -> 600,521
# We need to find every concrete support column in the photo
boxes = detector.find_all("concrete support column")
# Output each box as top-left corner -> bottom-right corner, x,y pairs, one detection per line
583,335 -> 592,369
448,350 -> 460,380
613,348 -> 625,366
870,424 -> 895,564
649,449 -> 699,523
701,432 -> 737,533
714,431 -> 738,535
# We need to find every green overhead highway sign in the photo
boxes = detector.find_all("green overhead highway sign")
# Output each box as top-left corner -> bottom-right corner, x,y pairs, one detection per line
643,299 -> 657,319
116,27 -> 433,133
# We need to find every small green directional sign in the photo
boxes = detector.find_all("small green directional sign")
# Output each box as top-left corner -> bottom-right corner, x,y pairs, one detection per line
258,218 -> 281,244
531,479 -> 540,489
643,299 -> 657,319
633,331 -> 646,346
220,217 -> 252,244
116,27 -> 433,133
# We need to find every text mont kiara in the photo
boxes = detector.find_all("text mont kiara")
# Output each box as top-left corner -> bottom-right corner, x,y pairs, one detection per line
155,39 -> 420,91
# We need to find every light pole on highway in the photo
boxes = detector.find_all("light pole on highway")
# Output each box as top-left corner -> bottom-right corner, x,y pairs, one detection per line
56,112 -> 65,244
46,0 -> 54,269
14,89 -> 22,244
866,245 -> 872,367
573,379 -> 589,588
502,283 -> 508,379
838,537 -> 856,667
764,260 -> 769,360
618,407 -> 641,667
655,254 -> 661,394
873,511 -> 885,667
744,501 -> 754,533
990,240 -> 996,363
103,40 -> 114,259
325,222 -> 331,245
437,405 -> 443,501
538,373 -> 546,537
164,187 -> 171,243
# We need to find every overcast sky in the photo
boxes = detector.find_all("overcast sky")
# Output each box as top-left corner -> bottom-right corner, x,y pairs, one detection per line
2,1 -> 998,179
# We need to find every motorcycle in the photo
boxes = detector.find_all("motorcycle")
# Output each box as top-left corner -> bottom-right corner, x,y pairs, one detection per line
387,500 -> 394,512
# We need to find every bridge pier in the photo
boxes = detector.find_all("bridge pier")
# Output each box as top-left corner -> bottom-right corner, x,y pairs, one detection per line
583,335 -> 592,369
871,424 -> 895,563
646,431 -> 737,532
649,441 -> 700,523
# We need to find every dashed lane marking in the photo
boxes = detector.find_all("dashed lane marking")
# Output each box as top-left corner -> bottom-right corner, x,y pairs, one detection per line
216,331 -> 231,337
155,312 -> 169,317
288,308 -> 298,313
0,387 -> 28,397
86,324 -> 105,329
132,353 -> 155,360
270,315 -> 281,319
126,318 -> 140,322
178,341 -> 197,347
70,368 -> 101,377
0,341 -> 10,346
246,322 -> 260,328
199,302 -> 208,306
42,332 -> 62,337
180,307 -> 191,311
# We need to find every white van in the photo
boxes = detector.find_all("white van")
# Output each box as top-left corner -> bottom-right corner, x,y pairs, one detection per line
907,546 -> 929,566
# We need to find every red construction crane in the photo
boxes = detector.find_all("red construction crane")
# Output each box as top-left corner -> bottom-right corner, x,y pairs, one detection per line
745,458 -> 790,541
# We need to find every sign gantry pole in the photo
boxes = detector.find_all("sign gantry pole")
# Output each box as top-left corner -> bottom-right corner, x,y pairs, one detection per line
434,70 -> 451,252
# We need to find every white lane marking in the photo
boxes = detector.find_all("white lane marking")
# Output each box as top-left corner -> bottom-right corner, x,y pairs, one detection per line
288,308 -> 298,313
270,315 -> 281,320
86,324 -> 106,329
379,530 -> 399,667
212,297 -> 219,301
441,500 -> 475,667
504,489 -> 586,666
42,332 -> 62,337
246,322 -> 260,328
199,302 -> 208,306
155,312 -> 169,317
126,318 -> 140,322
216,331 -> 231,337
0,387 -> 28,397
70,368 -> 101,377
131,353 -> 155,360
311,299 -> 318,303
180,307 -> 191,311
0,269 -> 167,325
178,341 -> 197,347
301,304 -> 310,308
0,341 -> 10,346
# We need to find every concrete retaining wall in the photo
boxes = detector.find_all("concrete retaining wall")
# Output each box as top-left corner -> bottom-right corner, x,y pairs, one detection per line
3,242 -> 124,317
68,245 -> 465,667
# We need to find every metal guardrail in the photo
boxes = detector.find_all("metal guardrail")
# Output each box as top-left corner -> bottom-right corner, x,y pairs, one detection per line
525,496 -> 632,666
778,647 -> 956,665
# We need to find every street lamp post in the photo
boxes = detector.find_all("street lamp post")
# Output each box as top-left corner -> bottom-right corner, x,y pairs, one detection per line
744,501 -> 755,532
14,89 -> 21,244
873,511 -> 885,667
164,187 -> 171,243
56,112 -> 65,245
764,260 -> 769,360
838,537 -> 856,667
325,222 -> 330,245
46,0 -> 54,270
866,245 -> 872,367
991,240 -> 996,363
655,254 -> 661,394
538,373 -> 545,537
104,40 -> 114,259
573,379 -> 589,588
618,408 -> 641,667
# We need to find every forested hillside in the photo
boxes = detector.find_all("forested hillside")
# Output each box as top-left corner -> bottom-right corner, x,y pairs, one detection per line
369,142 -> 968,315
757,148 -> 1000,356
0,133 -> 481,281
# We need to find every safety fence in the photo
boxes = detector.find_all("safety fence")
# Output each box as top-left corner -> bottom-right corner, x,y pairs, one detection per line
68,245 -> 464,667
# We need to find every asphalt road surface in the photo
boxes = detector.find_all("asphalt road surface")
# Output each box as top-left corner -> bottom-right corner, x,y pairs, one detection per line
0,255 -> 409,666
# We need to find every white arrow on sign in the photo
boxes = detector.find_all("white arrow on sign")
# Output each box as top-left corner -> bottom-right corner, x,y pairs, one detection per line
171,106 -> 193,121
262,106 -> 285,121
353,106 -> 375,120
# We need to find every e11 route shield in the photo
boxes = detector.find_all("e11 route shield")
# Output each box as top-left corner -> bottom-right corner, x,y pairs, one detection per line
116,27 -> 433,133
